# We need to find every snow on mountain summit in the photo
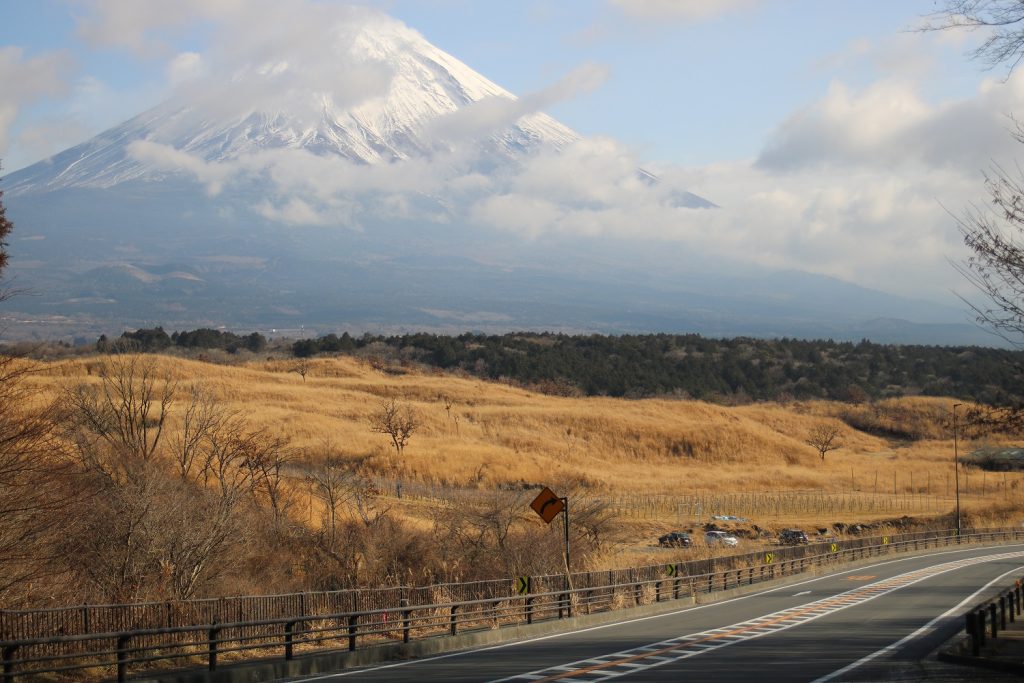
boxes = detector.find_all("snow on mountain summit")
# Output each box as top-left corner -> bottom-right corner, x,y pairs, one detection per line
5,12 -> 578,195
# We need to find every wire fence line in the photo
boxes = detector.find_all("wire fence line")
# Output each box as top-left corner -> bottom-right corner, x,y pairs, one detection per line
366,476 -> 959,520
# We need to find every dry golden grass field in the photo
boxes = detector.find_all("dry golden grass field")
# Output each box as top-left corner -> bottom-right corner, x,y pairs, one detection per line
27,353 -> 1024,547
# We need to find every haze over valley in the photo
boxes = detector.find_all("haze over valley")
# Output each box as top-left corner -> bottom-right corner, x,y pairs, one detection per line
1,2 -> 1013,345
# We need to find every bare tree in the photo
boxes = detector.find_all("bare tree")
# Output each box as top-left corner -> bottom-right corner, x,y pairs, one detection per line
244,431 -> 294,531
0,354 -> 73,606
172,384 -> 224,483
952,160 -> 1024,342
806,424 -> 842,461
369,397 -> 421,458
62,361 -> 267,602
306,456 -> 363,548
294,359 -> 309,383
924,1 -> 1024,76
65,355 -> 174,483
432,489 -> 528,575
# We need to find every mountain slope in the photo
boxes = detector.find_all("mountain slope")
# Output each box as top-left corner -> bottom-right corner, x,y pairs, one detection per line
0,10 -> 988,345
5,14 -> 577,195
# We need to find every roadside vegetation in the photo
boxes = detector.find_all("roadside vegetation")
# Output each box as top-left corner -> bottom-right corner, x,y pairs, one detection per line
1,351 -> 1020,612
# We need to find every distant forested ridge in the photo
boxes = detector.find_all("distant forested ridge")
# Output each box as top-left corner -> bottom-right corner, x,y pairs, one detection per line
285,332 -> 1024,405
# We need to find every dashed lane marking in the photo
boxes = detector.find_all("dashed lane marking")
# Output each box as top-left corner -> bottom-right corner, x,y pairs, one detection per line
489,550 -> 1024,683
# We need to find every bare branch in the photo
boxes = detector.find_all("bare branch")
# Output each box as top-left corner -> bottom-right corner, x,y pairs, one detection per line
806,424 -> 842,461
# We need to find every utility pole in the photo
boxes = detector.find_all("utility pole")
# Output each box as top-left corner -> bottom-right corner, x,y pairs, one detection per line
953,403 -> 962,536
561,496 -> 570,580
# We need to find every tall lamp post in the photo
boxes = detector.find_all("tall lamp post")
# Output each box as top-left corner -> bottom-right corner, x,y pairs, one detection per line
953,403 -> 962,536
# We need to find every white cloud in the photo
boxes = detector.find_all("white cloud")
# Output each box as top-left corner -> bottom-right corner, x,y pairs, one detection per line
757,71 -> 1024,173
425,63 -> 608,146
609,0 -> 760,22
75,0 -> 247,55
57,0 -> 1008,302
0,47 -> 73,159
166,52 -> 205,86
127,140 -> 234,195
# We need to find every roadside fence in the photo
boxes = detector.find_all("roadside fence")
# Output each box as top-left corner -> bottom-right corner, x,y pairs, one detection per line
962,576 -> 1023,656
1,527 -> 1022,681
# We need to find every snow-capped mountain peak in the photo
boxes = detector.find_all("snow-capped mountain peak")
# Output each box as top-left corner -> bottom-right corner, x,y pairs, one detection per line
5,12 -> 577,195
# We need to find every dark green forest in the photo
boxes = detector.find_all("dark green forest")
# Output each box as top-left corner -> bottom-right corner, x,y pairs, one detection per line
295,332 -> 1022,405
109,328 -> 1024,405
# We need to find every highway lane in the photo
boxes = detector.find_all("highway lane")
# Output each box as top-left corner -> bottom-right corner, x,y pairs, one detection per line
290,544 -> 1024,683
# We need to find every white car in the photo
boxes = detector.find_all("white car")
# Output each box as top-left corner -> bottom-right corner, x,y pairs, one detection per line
704,530 -> 739,547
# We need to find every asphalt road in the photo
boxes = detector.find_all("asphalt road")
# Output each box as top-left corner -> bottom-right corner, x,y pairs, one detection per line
290,544 -> 1024,683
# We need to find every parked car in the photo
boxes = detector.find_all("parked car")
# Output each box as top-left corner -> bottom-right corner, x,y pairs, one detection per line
704,530 -> 739,547
658,531 -> 692,548
779,528 -> 810,545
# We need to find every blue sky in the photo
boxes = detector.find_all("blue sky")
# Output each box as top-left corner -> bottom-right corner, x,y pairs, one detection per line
1,1 -> 1020,302
0,1 -> 988,170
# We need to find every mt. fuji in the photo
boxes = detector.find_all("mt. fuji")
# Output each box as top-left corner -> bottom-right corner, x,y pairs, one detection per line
0,9 -> 988,344
6,15 -> 581,195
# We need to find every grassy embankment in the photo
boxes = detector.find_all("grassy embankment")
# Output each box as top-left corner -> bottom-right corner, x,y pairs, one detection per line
27,354 -> 1024,567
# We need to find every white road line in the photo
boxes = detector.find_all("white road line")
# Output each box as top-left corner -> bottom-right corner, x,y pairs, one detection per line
811,563 -> 1024,683
794,590 -> 811,596
291,543 -> 1024,682
494,550 -> 1024,682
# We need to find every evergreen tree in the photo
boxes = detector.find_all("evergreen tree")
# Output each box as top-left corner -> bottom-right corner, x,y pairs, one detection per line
0,162 -> 12,280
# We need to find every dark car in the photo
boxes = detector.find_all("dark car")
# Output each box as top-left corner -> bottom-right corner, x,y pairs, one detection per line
779,528 -> 809,545
658,531 -> 692,548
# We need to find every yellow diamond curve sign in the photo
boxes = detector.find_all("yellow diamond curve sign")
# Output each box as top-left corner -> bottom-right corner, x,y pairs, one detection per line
530,487 -> 564,524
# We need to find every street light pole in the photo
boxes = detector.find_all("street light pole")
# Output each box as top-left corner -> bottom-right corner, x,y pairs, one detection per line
953,403 -> 962,536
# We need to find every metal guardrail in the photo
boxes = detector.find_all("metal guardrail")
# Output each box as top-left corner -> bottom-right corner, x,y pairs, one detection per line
1,528 -> 1021,681
963,575 -> 1024,656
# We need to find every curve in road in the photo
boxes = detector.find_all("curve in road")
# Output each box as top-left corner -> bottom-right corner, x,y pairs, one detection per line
293,544 -> 1024,683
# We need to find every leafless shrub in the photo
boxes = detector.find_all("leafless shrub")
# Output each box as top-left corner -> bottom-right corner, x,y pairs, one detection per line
369,397 -> 420,458
806,424 -> 842,461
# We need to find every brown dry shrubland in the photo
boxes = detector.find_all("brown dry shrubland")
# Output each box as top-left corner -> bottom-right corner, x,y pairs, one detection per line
2,353 -> 1021,607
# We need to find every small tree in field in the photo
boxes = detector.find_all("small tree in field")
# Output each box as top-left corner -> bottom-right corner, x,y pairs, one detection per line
806,424 -> 841,461
369,397 -> 420,458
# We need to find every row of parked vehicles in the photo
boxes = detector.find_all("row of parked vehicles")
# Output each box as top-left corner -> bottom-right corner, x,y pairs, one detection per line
657,528 -> 809,548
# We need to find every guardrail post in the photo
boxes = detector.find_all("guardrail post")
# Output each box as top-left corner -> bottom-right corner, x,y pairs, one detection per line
525,594 -> 534,625
3,644 -> 18,681
348,614 -> 358,651
116,634 -> 129,683
989,603 -> 998,639
284,621 -> 294,660
673,577 -> 680,599
966,612 -> 979,656
634,583 -> 642,605
655,580 -> 661,602
1008,592 -> 1015,624
208,619 -> 220,671
401,599 -> 410,644
449,606 -> 458,636
999,596 -> 1007,630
